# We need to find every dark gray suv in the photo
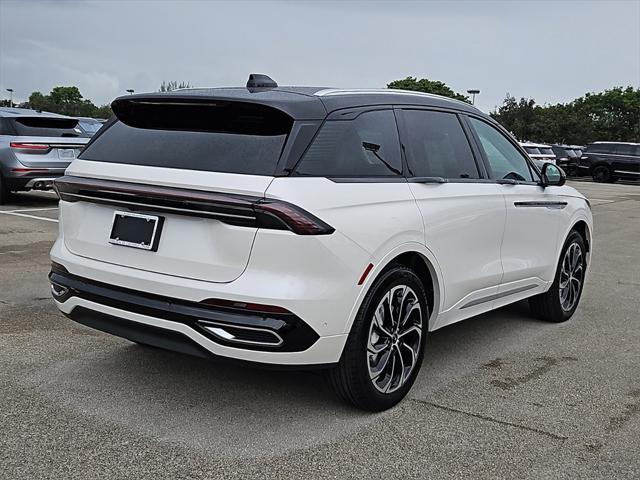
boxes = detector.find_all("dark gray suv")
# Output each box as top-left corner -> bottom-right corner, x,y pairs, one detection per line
578,141 -> 640,183
0,107 -> 90,203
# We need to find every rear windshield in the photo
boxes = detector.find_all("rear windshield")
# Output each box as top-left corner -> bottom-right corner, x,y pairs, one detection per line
79,101 -> 294,175
9,117 -> 81,137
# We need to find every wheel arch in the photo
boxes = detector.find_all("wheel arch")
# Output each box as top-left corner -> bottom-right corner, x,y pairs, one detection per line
550,214 -> 593,284
343,243 -> 444,334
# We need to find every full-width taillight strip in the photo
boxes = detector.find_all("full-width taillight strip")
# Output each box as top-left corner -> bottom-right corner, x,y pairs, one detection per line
10,142 -> 51,153
53,176 -> 334,235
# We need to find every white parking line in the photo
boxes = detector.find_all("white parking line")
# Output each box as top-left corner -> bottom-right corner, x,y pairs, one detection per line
4,207 -> 59,213
0,211 -> 59,223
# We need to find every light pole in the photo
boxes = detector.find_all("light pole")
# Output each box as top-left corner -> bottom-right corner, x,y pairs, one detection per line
126,89 -> 134,95
467,89 -> 480,105
6,88 -> 14,107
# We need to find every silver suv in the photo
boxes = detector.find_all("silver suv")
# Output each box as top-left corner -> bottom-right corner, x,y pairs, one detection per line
0,107 -> 90,203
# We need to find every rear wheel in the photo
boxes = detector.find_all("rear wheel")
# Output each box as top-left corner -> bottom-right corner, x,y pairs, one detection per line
529,230 -> 586,323
328,265 -> 429,411
592,165 -> 611,183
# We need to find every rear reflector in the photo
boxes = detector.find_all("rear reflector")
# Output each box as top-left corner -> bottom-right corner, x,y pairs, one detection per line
201,298 -> 291,315
358,263 -> 374,285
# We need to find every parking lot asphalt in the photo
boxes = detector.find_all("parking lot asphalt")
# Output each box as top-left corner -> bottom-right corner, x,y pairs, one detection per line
1,180 -> 639,479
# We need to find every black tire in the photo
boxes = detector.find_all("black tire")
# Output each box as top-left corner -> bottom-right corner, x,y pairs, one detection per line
529,230 -> 586,323
592,165 -> 611,183
0,174 -> 9,205
327,264 -> 429,411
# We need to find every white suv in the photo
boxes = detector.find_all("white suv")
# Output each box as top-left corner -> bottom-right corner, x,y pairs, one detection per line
50,76 -> 593,410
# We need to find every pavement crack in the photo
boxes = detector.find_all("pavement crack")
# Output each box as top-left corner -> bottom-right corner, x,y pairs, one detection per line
411,399 -> 568,441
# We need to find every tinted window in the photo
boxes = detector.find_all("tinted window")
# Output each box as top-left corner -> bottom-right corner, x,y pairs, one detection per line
295,110 -> 402,177
539,148 -> 554,155
469,117 -> 535,182
587,144 -> 611,154
0,118 -> 12,135
615,144 -> 635,155
80,103 -> 293,175
10,117 -> 81,137
402,110 -> 479,179
524,147 -> 540,155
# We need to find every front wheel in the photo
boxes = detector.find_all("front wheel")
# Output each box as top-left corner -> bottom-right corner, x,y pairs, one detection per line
529,230 -> 587,322
327,265 -> 429,411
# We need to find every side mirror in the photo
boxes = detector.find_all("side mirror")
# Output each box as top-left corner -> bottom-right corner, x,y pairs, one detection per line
541,162 -> 566,187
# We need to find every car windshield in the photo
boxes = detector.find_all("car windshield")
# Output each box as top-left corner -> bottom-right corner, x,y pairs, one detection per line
79,120 -> 102,134
565,149 -> 577,158
524,147 -> 540,155
539,148 -> 554,155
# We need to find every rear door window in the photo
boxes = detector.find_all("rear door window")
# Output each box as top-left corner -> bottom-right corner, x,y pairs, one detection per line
468,117 -> 536,182
401,109 -> 479,179
294,109 -> 402,177
614,144 -> 635,156
79,101 -> 293,175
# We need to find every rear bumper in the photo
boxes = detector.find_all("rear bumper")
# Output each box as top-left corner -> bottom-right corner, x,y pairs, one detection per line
50,268 -> 320,353
5,171 -> 65,191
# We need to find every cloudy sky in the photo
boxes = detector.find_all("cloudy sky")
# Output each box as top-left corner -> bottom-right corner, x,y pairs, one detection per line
1,0 -> 638,112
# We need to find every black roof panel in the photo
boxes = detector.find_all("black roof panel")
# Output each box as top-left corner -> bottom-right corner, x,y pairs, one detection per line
112,87 -> 482,121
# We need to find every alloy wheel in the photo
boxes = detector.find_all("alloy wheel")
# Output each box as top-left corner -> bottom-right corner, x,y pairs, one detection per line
367,285 -> 423,394
559,242 -> 583,312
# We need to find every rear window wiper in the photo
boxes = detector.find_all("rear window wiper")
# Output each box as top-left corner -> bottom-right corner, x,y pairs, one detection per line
362,142 -> 402,176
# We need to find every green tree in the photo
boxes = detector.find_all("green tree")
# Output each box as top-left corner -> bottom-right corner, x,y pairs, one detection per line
387,76 -> 470,103
159,81 -> 191,92
25,87 -> 112,119
490,86 -> 639,145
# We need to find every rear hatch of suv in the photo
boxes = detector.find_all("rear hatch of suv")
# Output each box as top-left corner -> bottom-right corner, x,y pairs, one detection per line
6,116 -> 88,168
56,97 -> 306,283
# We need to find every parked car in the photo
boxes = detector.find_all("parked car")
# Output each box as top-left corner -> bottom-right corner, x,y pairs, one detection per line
0,107 -> 90,203
49,75 -> 593,411
552,144 -> 583,176
520,142 -> 557,164
579,141 -> 640,182
75,117 -> 104,137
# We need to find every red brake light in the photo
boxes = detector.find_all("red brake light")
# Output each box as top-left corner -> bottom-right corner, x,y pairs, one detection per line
254,200 -> 335,235
10,142 -> 51,153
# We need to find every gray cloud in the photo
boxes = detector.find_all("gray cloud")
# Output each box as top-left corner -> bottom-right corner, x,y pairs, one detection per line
1,0 -> 638,112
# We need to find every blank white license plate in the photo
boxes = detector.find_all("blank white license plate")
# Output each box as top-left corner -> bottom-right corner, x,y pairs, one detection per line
58,149 -> 76,160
